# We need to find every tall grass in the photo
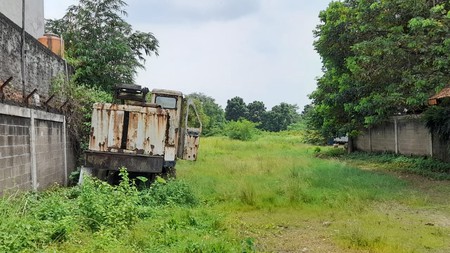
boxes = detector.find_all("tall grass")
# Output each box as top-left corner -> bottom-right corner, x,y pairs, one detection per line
1,134 -> 449,252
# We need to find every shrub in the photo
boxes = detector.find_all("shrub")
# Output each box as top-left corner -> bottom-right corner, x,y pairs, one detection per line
302,129 -> 326,145
78,168 -> 140,232
139,177 -> 198,207
224,119 -> 259,141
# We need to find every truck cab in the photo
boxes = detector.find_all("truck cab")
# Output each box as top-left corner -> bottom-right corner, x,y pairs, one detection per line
82,84 -> 201,181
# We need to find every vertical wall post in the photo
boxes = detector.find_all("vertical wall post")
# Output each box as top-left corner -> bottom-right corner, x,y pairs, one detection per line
30,110 -> 37,190
429,131 -> 433,157
394,117 -> 399,154
63,116 -> 68,186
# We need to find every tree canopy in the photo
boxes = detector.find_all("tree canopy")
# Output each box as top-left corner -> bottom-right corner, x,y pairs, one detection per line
262,103 -> 300,132
225,96 -> 248,121
46,0 -> 159,92
247,101 -> 266,123
310,0 -> 450,137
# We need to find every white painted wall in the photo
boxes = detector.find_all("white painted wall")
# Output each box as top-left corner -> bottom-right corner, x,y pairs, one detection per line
0,0 -> 45,39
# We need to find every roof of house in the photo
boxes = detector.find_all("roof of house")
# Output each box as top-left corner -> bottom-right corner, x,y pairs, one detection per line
428,86 -> 450,105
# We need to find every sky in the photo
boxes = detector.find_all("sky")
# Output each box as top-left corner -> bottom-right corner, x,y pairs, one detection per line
44,0 -> 333,110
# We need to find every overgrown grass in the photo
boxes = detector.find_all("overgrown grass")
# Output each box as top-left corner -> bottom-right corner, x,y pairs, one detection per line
320,148 -> 450,180
1,134 -> 449,252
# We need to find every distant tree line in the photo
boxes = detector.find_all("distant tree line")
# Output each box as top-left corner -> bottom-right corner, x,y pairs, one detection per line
187,94 -> 300,137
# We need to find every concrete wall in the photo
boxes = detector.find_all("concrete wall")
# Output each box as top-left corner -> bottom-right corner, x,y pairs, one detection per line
397,117 -> 432,156
0,11 -> 67,104
432,133 -> 450,163
0,103 -> 75,195
370,121 -> 396,153
0,115 -> 31,193
0,0 -> 45,39
354,115 -> 438,158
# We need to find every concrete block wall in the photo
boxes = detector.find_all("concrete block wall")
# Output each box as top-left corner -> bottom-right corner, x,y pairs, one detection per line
354,131 -> 371,151
432,133 -> 450,163
354,115 -> 435,158
0,104 -> 75,195
0,115 -> 31,195
35,120 -> 65,189
370,121 -> 396,152
397,117 -> 432,156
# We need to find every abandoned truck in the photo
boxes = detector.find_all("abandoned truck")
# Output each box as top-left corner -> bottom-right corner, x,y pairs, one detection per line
81,84 -> 201,182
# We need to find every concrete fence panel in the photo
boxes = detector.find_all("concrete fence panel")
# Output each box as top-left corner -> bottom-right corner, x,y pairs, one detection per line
0,103 -> 75,195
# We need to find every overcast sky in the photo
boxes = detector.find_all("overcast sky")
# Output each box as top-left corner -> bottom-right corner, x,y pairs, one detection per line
44,0 -> 333,110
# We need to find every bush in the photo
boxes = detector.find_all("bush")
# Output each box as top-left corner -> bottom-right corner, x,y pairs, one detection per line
224,119 -> 259,141
139,177 -> 198,207
78,168 -> 140,232
302,129 -> 326,145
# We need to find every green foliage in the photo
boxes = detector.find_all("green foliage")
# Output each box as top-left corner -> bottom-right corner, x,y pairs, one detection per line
78,168 -> 140,232
334,151 -> 450,180
46,0 -> 159,91
1,135 -> 449,252
140,177 -> 198,207
424,104 -> 450,141
302,129 -> 327,145
52,76 -> 112,165
261,103 -> 300,132
224,119 -> 259,141
311,0 -> 450,137
225,96 -> 248,121
247,100 -> 266,124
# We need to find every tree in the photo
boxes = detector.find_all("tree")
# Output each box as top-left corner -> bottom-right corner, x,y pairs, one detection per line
46,0 -> 159,92
262,103 -> 300,132
225,96 -> 248,121
187,93 -> 225,136
310,0 -> 450,138
246,101 -> 266,124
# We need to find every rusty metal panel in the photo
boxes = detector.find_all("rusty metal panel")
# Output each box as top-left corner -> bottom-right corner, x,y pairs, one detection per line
164,146 -> 176,162
166,109 -> 179,146
89,103 -> 110,152
89,103 -> 169,156
142,108 -> 167,155
183,128 -> 201,161
107,108 -> 124,149
85,151 -> 164,173
124,106 -> 168,155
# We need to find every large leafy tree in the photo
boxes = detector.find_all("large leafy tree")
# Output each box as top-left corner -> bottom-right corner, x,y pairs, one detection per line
247,101 -> 266,124
225,96 -> 248,121
262,103 -> 300,132
310,0 -> 450,138
46,0 -> 159,91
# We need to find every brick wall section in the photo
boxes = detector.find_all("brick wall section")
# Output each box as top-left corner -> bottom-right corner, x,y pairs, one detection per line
354,132 -> 371,151
432,134 -> 450,163
0,12 -> 68,102
0,104 -> 76,195
397,117 -> 431,156
370,121 -> 396,152
35,120 -> 65,190
0,115 -> 31,195
353,115 -> 444,159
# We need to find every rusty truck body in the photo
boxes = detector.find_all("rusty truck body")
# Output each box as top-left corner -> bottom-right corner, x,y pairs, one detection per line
81,84 -> 201,181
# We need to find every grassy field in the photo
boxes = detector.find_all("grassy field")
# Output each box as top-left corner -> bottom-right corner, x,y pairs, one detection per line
1,134 -> 449,252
